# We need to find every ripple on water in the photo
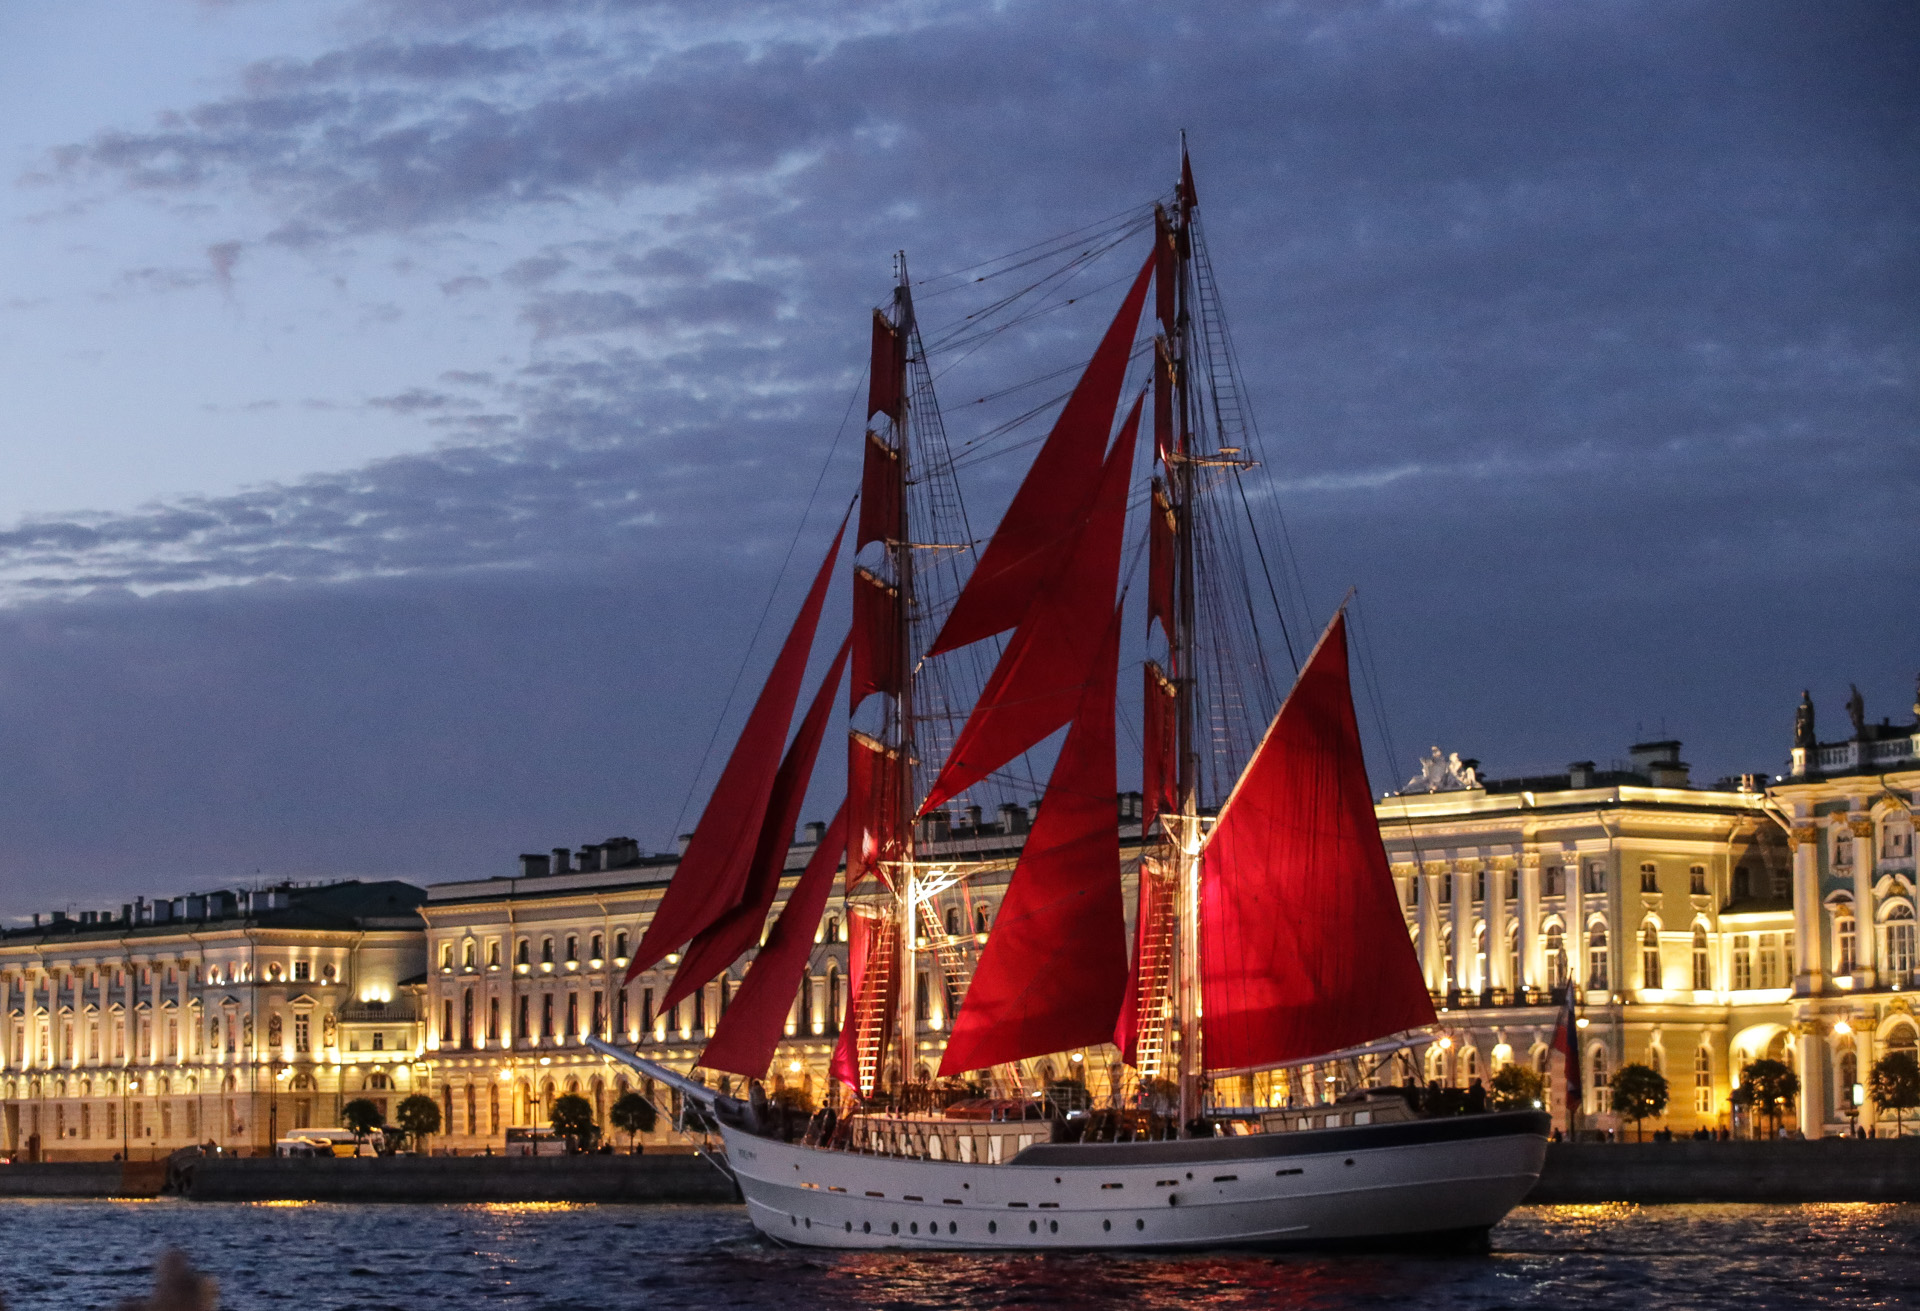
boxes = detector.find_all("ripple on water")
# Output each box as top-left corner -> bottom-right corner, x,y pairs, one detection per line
0,1201 -> 1916,1310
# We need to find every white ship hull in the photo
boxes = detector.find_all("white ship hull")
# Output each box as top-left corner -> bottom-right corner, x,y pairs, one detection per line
722,1110 -> 1549,1251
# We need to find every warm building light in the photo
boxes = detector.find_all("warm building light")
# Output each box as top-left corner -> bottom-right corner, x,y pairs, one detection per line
539,1056 -> 551,1066
1069,1052 -> 1083,1064
497,1069 -> 513,1083
1833,1019 -> 1852,1035
666,954 -> 680,966
1435,1036 -> 1452,1050
1576,1017 -> 1590,1030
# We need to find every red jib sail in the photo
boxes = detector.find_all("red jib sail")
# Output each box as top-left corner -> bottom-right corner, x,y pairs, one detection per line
920,391 -> 1142,815
939,607 -> 1128,1076
659,635 -> 850,1013
626,517 -> 846,983
927,249 -> 1153,657
699,805 -> 847,1080
1198,610 -> 1436,1070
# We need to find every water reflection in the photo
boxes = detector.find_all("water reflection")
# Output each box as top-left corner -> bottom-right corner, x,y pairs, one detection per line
0,1200 -> 1913,1310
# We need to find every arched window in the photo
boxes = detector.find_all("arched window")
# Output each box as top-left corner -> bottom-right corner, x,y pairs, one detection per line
1694,1045 -> 1713,1114
565,935 -> 578,963
540,938 -> 554,965
973,905 -> 991,935
614,929 -> 629,960
590,934 -> 603,962
516,939 -> 529,966
1839,1051 -> 1859,1113
462,939 -> 476,969
1692,924 -> 1711,990
1641,922 -> 1662,989
1544,923 -> 1568,988
945,907 -> 960,936
827,965 -> 841,1032
487,940 -> 500,968
1587,922 -> 1610,991
1888,1022 -> 1917,1059
439,943 -> 453,971
826,917 -> 840,944
1463,1045 -> 1479,1081
1834,907 -> 1857,974
1881,903 -> 1917,978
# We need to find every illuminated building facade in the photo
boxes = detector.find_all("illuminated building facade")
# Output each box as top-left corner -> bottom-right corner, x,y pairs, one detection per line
0,881 -> 425,1161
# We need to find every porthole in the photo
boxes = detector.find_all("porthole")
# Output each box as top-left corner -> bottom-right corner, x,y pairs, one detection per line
1344,1158 -> 1355,1167
1136,1219 -> 1145,1231
891,1221 -> 899,1235
790,1216 -> 797,1226
863,1221 -> 871,1233
949,1221 -> 957,1235
804,1217 -> 811,1229
1029,1220 -> 1038,1234
910,1222 -> 919,1235
845,1222 -> 852,1233
989,1220 -> 997,1234
1103,1219 -> 1112,1231
1049,1220 -> 1058,1233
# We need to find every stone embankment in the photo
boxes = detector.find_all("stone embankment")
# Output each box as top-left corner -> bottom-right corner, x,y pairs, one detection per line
0,1161 -> 168,1198
181,1153 -> 739,1204
1525,1139 -> 1920,1204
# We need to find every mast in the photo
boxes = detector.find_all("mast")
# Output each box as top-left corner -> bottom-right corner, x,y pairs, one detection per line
890,254 -> 920,1100
1171,143 -> 1202,1129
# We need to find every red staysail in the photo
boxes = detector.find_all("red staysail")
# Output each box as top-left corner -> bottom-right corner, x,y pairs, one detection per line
857,430 -> 902,551
625,518 -> 846,983
846,731 -> 903,894
1141,660 -> 1177,837
938,607 -> 1128,1076
699,806 -> 847,1079
660,636 -> 850,1014
850,567 -> 900,709
927,249 -> 1153,657
830,907 -> 896,1095
1198,611 -> 1436,1070
920,391 -> 1143,814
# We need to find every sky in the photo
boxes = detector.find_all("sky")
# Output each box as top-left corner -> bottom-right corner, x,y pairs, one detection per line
0,0 -> 1913,913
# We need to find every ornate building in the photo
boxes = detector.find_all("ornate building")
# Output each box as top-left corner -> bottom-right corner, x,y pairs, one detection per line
1382,740 -> 1793,1136
1771,681 -> 1920,1135
0,881 -> 425,1161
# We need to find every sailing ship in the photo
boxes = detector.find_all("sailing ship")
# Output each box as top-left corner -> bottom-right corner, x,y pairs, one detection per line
590,151 -> 1549,1249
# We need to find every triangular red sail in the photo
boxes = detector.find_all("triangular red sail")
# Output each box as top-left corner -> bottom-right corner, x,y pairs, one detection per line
699,806 -> 847,1080
1141,660 -> 1177,837
626,518 -> 847,984
939,607 -> 1127,1076
660,636 -> 850,1013
868,310 -> 904,422
846,731 -> 902,894
1198,611 -> 1436,1070
850,567 -> 900,708
921,391 -> 1142,815
1147,480 -> 1175,648
927,249 -> 1153,657
857,430 -> 902,551
830,908 -> 895,1094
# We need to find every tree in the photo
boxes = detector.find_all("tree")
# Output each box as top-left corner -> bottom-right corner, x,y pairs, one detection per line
1869,1052 -> 1920,1136
394,1093 -> 442,1153
1489,1064 -> 1546,1112
609,1092 -> 657,1150
341,1098 -> 385,1145
1610,1064 -> 1670,1141
1736,1059 -> 1800,1137
549,1093 -> 600,1151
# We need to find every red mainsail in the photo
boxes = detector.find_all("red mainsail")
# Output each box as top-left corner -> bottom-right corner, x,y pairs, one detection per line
626,519 -> 846,983
920,391 -> 1142,815
1197,610 -> 1436,1070
660,635 -> 850,1013
857,430 -> 902,552
938,608 -> 1127,1076
867,309 -> 905,422
699,806 -> 847,1080
846,731 -> 903,894
927,249 -> 1153,657
850,567 -> 900,708
1141,660 -> 1177,838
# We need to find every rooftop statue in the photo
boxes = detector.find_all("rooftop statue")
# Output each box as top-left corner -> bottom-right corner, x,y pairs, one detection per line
1794,690 -> 1816,751
1405,746 -> 1480,793
1847,683 -> 1868,742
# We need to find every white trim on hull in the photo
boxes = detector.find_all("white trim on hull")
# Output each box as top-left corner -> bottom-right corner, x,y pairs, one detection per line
724,1112 -> 1549,1251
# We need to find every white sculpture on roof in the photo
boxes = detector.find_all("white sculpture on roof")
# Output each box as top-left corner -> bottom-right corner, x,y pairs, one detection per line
1405,746 -> 1479,793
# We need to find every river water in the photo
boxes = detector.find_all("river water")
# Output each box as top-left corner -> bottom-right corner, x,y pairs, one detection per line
0,1201 -> 1915,1310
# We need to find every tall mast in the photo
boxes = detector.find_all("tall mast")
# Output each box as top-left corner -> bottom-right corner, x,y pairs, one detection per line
1171,144 -> 1203,1129
890,255 -> 920,1100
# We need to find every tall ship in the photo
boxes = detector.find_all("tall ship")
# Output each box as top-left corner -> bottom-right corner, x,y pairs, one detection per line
592,151 -> 1549,1249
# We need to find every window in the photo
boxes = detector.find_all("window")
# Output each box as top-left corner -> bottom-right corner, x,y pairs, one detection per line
974,905 -> 991,934
798,977 -> 813,1032
540,938 -> 554,964
516,996 -> 528,1044
1474,870 -> 1486,902
1641,923 -> 1661,989
488,997 -> 500,1041
1544,866 -> 1563,896
1733,866 -> 1752,899
945,907 -> 960,936
615,930 -> 629,959
1640,863 -> 1659,893
1733,934 -> 1753,989
488,940 -> 500,968
462,940 -> 476,969
1544,924 -> 1567,988
827,965 -> 841,1031
1758,934 -> 1779,988
1883,904 -> 1917,976
1690,865 -> 1708,896
1772,865 -> 1792,899
1587,923 -> 1609,990
565,936 -> 578,963
1839,1051 -> 1858,1114
590,934 -> 603,962
540,995 -> 554,1039
461,989 -> 474,1049
1590,1046 -> 1611,1114
292,961 -> 310,983
440,943 -> 454,971
1836,910 -> 1857,974
1506,870 -> 1519,902
1583,863 -> 1607,896
1440,927 -> 1455,986
1472,924 -> 1487,992
517,939 -> 530,966
591,991 -> 605,1035
1885,823 -> 1914,860
914,972 -> 930,1022
827,917 -> 841,944
565,994 -> 578,1039
1506,923 -> 1521,991
616,988 -> 628,1034
442,1000 -> 454,1044
1692,925 -> 1711,990
692,988 -> 705,1034
1834,829 -> 1854,869
1694,1046 -> 1713,1115
294,1014 -> 310,1053
1440,876 -> 1453,906
641,988 -> 654,1040
1408,877 -> 1420,907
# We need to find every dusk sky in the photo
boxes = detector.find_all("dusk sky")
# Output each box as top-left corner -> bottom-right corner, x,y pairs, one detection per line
0,0 -> 1913,913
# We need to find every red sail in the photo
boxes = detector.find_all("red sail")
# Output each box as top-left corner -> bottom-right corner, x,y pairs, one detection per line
700,806 -> 847,1080
927,249 -> 1153,657
1115,856 -> 1174,1066
1198,611 -> 1437,1070
1141,660 -> 1177,837
626,518 -> 846,983
660,636 -> 850,1013
1155,208 -> 1176,338
850,567 -> 900,708
846,731 -> 902,894
830,908 -> 896,1095
857,430 -> 902,551
1147,480 -> 1175,648
939,607 -> 1127,1076
920,391 -> 1142,815
868,310 -> 904,422
1153,339 -> 1173,464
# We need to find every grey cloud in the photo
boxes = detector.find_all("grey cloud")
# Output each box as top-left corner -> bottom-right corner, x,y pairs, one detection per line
440,273 -> 490,294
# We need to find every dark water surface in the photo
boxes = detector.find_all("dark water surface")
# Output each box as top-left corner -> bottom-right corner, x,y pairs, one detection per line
1,1201 -> 1915,1310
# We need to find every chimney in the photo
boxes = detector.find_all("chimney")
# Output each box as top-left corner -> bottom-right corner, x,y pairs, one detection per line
519,853 -> 551,878
997,803 -> 1029,836
577,846 -> 603,874
31,913 -> 40,928
963,804 -> 983,832
676,834 -> 694,856
51,910 -> 69,924
552,847 -> 572,874
1648,759 -> 1691,788
1567,761 -> 1596,789
1117,791 -> 1143,822
918,810 -> 951,844
121,903 -> 134,925
803,821 -> 827,844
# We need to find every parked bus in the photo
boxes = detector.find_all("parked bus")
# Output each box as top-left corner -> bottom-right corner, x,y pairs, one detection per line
504,1127 -> 568,1157
282,1127 -> 387,1157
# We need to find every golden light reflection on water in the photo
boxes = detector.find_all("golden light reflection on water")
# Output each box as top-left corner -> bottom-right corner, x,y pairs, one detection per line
249,1200 -> 314,1208
469,1201 -> 591,1213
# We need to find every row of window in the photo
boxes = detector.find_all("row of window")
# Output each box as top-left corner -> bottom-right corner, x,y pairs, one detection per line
1409,863 -> 1748,906
2,959 -> 335,993
1428,919 -> 1808,994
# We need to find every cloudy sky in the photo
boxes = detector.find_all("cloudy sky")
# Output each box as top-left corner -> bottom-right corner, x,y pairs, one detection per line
0,0 -> 1913,911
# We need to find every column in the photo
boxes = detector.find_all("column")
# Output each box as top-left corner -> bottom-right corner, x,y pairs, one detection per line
1488,857 -> 1509,995
1450,862 -> 1472,993
1790,817 -> 1820,993
1852,815 -> 1878,985
1519,854 -> 1541,993
1416,868 -> 1440,990
1795,1026 -> 1828,1138
1565,851 -> 1585,989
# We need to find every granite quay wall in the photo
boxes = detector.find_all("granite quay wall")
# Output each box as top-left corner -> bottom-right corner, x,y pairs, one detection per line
0,1161 -> 168,1198
182,1154 -> 739,1204
1526,1140 -> 1920,1204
